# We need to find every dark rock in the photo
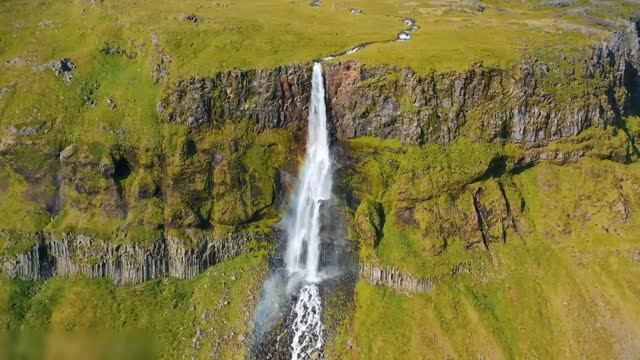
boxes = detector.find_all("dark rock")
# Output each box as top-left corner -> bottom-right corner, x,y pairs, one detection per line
50,58 -> 75,83
359,262 -> 432,293
156,19 -> 640,146
1,230 -> 273,285
158,64 -> 312,131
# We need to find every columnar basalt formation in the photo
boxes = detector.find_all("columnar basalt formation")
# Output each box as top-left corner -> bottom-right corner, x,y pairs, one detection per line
1,231 -> 273,285
359,262 -> 432,293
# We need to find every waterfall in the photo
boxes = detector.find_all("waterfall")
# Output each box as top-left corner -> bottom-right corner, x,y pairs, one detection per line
284,62 -> 332,283
251,62 -> 334,359
285,62 -> 331,359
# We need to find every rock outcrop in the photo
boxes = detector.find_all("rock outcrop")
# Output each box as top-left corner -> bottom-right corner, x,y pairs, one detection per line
158,64 -> 312,130
158,20 -> 640,146
359,262 -> 432,293
324,20 -> 640,144
1,231 -> 273,285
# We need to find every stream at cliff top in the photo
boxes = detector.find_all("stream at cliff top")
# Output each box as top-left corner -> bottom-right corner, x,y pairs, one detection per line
252,16 -> 418,360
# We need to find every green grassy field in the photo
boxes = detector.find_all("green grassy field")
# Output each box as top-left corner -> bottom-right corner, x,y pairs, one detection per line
328,156 -> 640,359
0,251 -> 268,359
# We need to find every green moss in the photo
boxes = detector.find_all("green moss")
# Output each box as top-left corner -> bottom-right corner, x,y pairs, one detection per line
341,227 -> 640,358
0,165 -> 50,237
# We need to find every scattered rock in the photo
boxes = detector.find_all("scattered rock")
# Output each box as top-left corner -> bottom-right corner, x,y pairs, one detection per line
106,97 -> 117,110
0,81 -> 16,97
151,31 -> 171,84
398,31 -> 411,41
60,145 -> 76,160
633,250 -> 640,263
179,13 -> 201,23
38,20 -> 55,28
540,0 -> 575,7
473,1 -> 486,12
100,41 -> 137,59
5,57 -> 24,66
349,8 -> 363,14
50,58 -> 75,76
8,124 -> 43,136
81,81 -> 99,106
35,58 -> 77,83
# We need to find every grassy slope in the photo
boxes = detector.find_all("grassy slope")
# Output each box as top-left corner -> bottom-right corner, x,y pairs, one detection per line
329,159 -> 640,359
0,251 -> 268,359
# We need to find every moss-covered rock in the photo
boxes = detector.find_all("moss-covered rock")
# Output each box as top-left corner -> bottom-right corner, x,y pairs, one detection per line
354,199 -> 384,249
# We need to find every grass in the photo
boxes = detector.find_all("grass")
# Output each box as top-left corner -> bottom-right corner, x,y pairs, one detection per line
340,124 -> 639,278
336,0 -> 639,73
0,250 -> 268,360
329,219 -> 640,359
326,145 -> 640,358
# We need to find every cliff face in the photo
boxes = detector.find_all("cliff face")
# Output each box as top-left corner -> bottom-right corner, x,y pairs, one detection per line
158,65 -> 312,131
3,20 -> 640,291
159,20 -> 640,145
2,231 -> 273,285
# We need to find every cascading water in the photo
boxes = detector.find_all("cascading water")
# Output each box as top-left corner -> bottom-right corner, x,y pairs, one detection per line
252,17 -> 418,359
285,62 -> 332,359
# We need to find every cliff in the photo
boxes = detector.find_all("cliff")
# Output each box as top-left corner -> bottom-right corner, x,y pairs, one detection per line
2,19 -> 640,292
2,230 -> 273,285
158,20 -> 640,145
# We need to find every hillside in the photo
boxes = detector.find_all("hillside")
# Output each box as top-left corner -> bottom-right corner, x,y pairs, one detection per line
2,0 -> 640,358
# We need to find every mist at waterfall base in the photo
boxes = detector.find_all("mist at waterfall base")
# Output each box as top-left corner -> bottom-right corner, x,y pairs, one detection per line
252,63 -> 352,358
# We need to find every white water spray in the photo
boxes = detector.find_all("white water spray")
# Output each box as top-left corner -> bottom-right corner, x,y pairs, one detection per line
285,62 -> 331,359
